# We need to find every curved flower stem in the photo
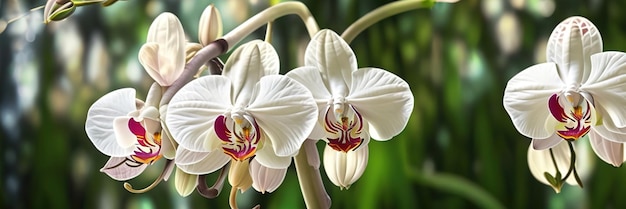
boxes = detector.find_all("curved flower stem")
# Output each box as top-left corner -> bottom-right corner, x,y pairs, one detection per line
294,140 -> 331,209
408,168 -> 505,209
229,186 -> 239,209
124,159 -> 174,193
197,163 -> 230,199
160,2 -> 319,106
341,0 -> 442,43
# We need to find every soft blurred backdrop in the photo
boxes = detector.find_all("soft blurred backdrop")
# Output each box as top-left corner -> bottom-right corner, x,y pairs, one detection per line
2,0 -> 626,208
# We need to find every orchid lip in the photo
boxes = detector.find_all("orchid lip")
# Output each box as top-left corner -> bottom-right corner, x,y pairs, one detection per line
215,114 -> 261,161
548,93 -> 593,141
127,118 -> 163,164
324,104 -> 364,152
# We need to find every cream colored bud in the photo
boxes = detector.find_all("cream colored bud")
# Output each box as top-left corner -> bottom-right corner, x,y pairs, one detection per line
323,144 -> 368,190
43,0 -> 75,23
198,4 -> 223,46
139,12 -> 186,86
250,159 -> 287,193
174,168 -> 197,197
185,42 -> 203,63
228,160 -> 253,192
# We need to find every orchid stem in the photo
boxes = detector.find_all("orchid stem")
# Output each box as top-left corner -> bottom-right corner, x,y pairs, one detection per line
160,2 -> 319,106
229,186 -> 239,209
341,0 -> 438,43
124,160 -> 174,193
294,140 -> 331,209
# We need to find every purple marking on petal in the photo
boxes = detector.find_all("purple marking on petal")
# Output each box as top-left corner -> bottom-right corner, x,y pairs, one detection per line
215,115 -> 231,142
548,94 -> 567,122
128,118 -> 146,136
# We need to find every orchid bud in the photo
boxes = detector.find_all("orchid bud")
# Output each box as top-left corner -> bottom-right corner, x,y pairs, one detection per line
175,168 -> 197,197
44,0 -> 75,23
198,4 -> 223,46
138,12 -> 186,86
228,160 -> 253,192
249,160 -> 287,194
186,42 -> 203,63
323,144 -> 368,190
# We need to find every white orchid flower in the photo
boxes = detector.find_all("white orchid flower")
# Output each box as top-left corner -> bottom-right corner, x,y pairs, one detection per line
166,40 -> 318,192
138,12 -> 186,87
286,29 -> 414,189
503,16 -> 626,191
85,83 -> 175,181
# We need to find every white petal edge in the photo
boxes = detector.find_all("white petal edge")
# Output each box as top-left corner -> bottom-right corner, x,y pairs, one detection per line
176,147 -> 230,175
86,88 -> 138,157
247,75 -> 318,157
581,52 -> 626,128
322,144 -> 368,189
166,76 -> 232,152
503,62 -> 563,139
304,29 -> 355,97
589,130 -> 624,167
346,68 -> 414,140
250,159 -> 287,194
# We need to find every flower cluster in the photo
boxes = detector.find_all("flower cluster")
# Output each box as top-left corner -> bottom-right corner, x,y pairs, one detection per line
83,3 -> 414,206
503,16 -> 626,192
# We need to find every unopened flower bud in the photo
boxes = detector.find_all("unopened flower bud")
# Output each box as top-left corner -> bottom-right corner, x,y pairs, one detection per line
198,4 -> 223,46
44,0 -> 75,23
175,168 -> 197,197
186,42 -> 203,63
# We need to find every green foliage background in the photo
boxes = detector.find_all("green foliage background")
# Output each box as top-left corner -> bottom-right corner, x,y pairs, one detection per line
2,0 -> 626,208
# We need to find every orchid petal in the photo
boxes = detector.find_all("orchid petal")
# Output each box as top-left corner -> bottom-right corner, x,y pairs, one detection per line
532,134 -> 563,150
174,168 -> 197,197
591,121 -> 626,143
223,40 -> 279,103
86,88 -> 138,157
286,66 -> 332,104
100,157 -> 148,181
323,143 -> 368,189
247,75 -> 318,157
142,12 -> 186,86
112,116 -> 140,149
581,52 -> 626,128
250,159 -> 287,194
304,29 -> 356,97
546,16 -> 602,85
503,62 -> 563,139
166,76 -> 232,152
346,68 -> 413,140
175,147 -> 229,174
527,141 -> 578,190
589,130 -> 624,167
160,129 -> 176,159
254,133 -> 293,169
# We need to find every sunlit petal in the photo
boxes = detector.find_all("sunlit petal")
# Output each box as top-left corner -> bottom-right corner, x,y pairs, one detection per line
503,62 -> 563,139
250,159 -> 287,194
589,130 -> 624,167
86,88 -> 138,157
166,76 -> 232,152
304,29 -> 356,97
247,75 -> 318,157
527,141 -> 577,190
547,16 -> 602,84
346,68 -> 413,140
100,157 -> 148,181
176,147 -> 230,174
285,66 -> 332,105
581,52 -> 626,128
322,143 -> 368,189
223,40 -> 279,102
